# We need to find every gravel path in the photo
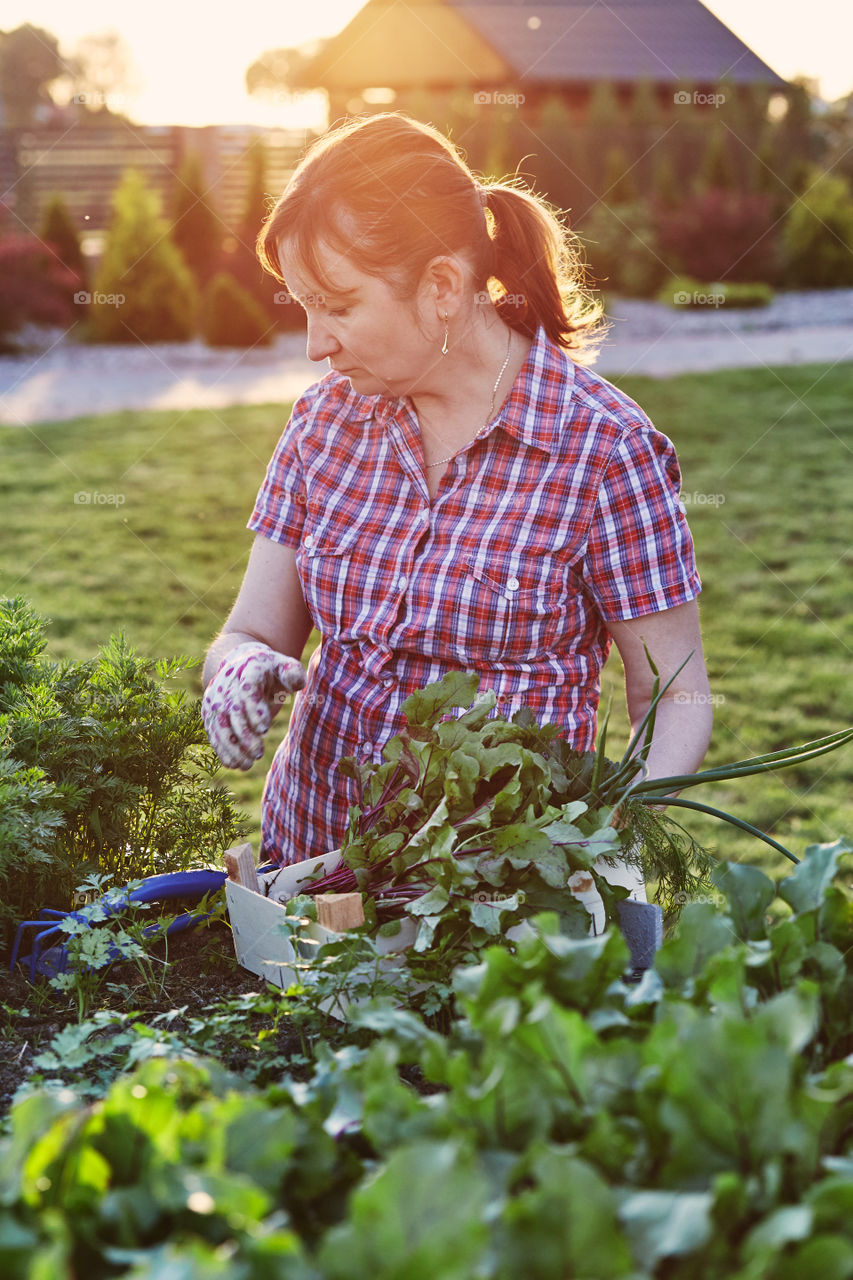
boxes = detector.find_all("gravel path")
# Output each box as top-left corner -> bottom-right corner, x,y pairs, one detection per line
2,289 -> 852,427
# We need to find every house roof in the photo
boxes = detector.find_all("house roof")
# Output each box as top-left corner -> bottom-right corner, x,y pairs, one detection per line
298,0 -> 787,91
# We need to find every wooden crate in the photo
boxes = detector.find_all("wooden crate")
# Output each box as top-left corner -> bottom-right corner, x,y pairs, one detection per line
224,849 -> 418,1015
224,845 -> 658,1013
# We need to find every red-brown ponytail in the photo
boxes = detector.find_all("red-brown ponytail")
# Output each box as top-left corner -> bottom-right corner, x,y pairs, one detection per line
257,112 -> 607,362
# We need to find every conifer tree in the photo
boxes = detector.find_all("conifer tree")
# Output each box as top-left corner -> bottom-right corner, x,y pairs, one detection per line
169,151 -> 222,288
38,193 -> 87,287
535,93 -> 581,213
223,136 -> 281,322
652,149 -> 682,209
91,169 -> 198,342
631,79 -> 661,129
603,147 -> 638,204
693,124 -> 738,194
586,79 -> 623,129
239,136 -> 270,249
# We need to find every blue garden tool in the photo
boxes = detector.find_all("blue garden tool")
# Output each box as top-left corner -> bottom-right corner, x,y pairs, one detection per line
8,868 -> 247,982
10,863 -> 663,985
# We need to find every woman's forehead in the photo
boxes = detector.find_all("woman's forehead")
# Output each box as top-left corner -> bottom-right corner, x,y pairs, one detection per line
278,236 -> 362,301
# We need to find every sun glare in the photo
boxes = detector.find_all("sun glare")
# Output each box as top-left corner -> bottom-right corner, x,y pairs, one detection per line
1,0 -> 850,128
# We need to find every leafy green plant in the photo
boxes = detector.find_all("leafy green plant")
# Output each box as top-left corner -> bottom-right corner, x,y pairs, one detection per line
25,1011 -> 173,1103
3,839 -> 853,1278
48,873 -> 178,1020
0,596 -> 247,944
298,667 -> 852,982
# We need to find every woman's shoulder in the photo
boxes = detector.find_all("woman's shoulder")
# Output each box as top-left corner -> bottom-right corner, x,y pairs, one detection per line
288,370 -> 380,435
568,360 -> 654,437
530,327 -> 654,449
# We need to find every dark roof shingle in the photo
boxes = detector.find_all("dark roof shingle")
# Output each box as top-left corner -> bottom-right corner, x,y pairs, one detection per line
453,0 -> 787,86
300,0 -> 788,91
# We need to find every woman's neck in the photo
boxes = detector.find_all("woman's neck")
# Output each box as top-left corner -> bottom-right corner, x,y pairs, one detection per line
411,320 -> 533,466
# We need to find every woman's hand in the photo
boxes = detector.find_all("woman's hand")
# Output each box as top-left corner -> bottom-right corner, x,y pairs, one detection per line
202,641 -> 306,770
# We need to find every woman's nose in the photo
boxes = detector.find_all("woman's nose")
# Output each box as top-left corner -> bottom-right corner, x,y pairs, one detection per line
305,315 -> 341,363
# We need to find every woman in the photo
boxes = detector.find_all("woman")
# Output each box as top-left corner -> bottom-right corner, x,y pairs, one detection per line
202,112 -> 713,900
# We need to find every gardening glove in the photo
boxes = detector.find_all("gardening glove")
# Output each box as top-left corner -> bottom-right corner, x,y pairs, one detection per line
202,641 -> 306,770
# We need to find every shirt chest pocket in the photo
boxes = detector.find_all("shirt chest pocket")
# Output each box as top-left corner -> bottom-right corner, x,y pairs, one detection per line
296,530 -> 357,638
451,558 -> 575,664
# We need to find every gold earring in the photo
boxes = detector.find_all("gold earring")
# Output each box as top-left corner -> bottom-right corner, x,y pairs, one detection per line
441,313 -> 449,356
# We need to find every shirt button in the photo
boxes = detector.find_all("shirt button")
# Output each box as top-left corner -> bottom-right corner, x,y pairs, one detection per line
383,677 -> 395,689
507,576 -> 520,591
304,534 -> 314,548
397,574 -> 408,590
362,741 -> 373,754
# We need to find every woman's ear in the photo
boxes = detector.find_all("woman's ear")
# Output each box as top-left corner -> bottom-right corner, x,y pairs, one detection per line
419,254 -> 469,317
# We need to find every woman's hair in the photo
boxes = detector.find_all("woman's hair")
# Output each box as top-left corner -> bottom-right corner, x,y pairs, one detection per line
257,111 -> 607,362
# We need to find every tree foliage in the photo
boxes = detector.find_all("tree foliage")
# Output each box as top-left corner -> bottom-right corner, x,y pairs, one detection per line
0,24 -> 63,128
782,169 -> 853,288
168,151 -> 222,288
202,271 -> 272,347
37,192 -> 88,296
244,39 -> 331,98
90,169 -> 198,342
0,597 -> 247,943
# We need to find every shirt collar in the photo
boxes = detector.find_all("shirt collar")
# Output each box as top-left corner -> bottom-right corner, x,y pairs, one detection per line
335,324 -> 577,451
497,325 -> 576,454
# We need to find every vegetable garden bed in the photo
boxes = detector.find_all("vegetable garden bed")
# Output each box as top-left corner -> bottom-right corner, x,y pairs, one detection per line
3,837 -> 853,1278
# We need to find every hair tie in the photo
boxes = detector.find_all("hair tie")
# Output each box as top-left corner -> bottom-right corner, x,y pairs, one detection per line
477,184 -> 489,207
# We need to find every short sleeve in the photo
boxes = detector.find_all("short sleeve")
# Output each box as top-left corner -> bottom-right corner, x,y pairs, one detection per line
580,424 -> 702,622
247,403 -> 309,549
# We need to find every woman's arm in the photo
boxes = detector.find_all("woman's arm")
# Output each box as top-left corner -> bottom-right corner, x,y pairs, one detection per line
203,534 -> 313,689
606,598 -> 713,786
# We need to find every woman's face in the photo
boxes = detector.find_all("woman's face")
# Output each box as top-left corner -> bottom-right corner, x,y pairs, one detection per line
279,237 -> 442,398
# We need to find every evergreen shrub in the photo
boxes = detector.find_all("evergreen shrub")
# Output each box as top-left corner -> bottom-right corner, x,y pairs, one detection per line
202,272 -> 273,347
89,169 -> 199,343
782,170 -> 853,288
0,597 -> 247,946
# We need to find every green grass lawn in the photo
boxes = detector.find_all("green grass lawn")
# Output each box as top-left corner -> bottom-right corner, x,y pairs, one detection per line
2,361 -> 852,879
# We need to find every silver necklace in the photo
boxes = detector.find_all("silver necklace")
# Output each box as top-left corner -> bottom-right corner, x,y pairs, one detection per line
422,328 -> 514,469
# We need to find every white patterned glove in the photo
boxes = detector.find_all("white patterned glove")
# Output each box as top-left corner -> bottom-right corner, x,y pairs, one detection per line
202,641 -> 306,770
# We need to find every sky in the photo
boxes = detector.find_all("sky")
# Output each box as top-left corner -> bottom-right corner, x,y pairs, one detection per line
4,0 -> 852,128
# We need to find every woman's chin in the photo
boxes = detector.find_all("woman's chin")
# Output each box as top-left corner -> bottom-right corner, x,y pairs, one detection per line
336,368 -> 387,395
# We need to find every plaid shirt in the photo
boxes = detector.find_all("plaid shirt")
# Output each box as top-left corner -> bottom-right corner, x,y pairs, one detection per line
248,324 -> 701,865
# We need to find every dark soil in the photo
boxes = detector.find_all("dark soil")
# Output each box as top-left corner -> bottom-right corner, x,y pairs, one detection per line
1,921 -> 299,1115
2,918 -> 443,1117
